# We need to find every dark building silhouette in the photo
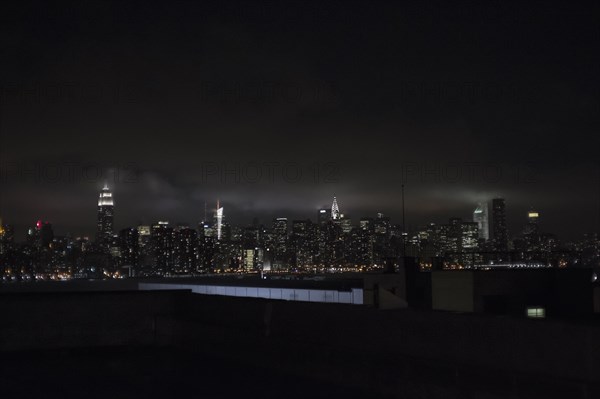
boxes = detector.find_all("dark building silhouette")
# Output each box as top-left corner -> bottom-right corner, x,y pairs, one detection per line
0,220 -> 14,254
492,198 -> 508,251
26,220 -> 54,250
151,221 -> 174,275
39,222 -> 54,249
291,219 -> 314,268
119,228 -> 139,273
347,226 -> 373,267
175,227 -> 198,273
317,209 -> 331,225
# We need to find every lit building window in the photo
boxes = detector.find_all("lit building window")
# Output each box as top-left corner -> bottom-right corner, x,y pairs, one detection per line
526,307 -> 546,318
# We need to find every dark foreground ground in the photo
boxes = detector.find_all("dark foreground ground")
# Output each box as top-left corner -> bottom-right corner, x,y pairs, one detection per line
0,346 -> 375,399
1,288 -> 599,398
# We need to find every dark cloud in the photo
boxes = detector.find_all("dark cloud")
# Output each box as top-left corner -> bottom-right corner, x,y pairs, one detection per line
1,1 -> 599,240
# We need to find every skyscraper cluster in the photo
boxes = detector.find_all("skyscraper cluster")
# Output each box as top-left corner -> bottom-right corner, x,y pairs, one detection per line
99,196 -> 409,276
0,188 -> 597,282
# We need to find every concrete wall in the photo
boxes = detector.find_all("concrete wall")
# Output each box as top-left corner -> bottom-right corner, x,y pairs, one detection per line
2,288 -> 599,398
0,290 -> 188,351
138,282 -> 364,305
362,273 -> 407,309
431,269 -> 597,317
155,294 -> 600,398
431,271 -> 474,312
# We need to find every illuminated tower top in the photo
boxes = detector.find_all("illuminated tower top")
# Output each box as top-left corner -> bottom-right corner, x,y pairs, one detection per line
524,209 -> 540,236
528,210 -> 539,224
98,184 -> 114,206
331,196 -> 340,220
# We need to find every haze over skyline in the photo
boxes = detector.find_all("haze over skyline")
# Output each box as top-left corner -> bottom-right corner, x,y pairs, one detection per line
1,1 -> 599,239
0,176 -> 593,241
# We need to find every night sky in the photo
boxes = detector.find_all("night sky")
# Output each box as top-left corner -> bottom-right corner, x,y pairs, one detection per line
1,1 -> 599,239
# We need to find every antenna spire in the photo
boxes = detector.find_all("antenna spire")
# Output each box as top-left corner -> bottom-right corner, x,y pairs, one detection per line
331,196 -> 340,220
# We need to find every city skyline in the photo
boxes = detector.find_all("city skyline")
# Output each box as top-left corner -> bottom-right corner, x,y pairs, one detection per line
2,182 -> 592,283
1,166 -> 599,241
0,182 -> 582,246
1,3 -> 599,397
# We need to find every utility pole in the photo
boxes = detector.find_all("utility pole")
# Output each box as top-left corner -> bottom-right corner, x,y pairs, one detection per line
402,184 -> 406,257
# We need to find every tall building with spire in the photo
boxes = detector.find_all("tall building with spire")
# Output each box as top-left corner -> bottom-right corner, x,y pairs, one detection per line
473,202 -> 489,240
97,184 -> 114,248
331,196 -> 340,220
215,200 -> 224,241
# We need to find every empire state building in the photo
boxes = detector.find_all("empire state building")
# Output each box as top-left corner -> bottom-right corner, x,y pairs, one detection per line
97,184 -> 114,248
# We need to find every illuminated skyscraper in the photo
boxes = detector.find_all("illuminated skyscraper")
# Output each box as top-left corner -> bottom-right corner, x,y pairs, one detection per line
461,222 -> 479,251
120,228 -> 139,271
436,218 -> 480,266
137,225 -> 151,248
317,209 -> 331,225
151,221 -> 174,274
174,227 -> 198,273
374,213 -> 391,235
291,219 -> 314,268
242,248 -> 263,272
97,184 -> 114,248
215,200 -> 224,241
524,210 -> 540,235
340,218 -> 352,233
331,197 -> 340,220
522,209 -> 540,251
347,226 -> 373,267
359,217 -> 373,231
272,217 -> 288,270
473,203 -> 489,240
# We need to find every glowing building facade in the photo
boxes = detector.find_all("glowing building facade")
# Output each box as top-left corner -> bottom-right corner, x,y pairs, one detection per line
331,197 -> 340,220
524,210 -> 540,235
97,184 -> 114,248
215,201 -> 224,241
473,202 -> 489,241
